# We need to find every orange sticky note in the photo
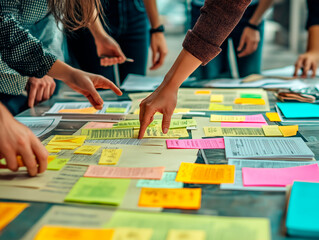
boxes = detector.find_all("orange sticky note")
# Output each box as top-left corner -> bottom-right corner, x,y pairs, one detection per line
266,112 -> 281,122
58,107 -> 98,114
0,202 -> 29,230
175,162 -> 235,184
11,155 -> 56,167
34,226 -> 114,240
138,188 -> 201,210
234,98 -> 265,105
278,125 -> 298,137
194,90 -> 211,95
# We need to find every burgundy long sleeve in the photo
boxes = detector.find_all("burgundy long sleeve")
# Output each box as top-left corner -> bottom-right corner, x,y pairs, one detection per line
183,0 -> 251,65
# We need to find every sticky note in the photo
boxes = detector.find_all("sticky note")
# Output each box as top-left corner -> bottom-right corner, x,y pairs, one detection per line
234,98 -> 265,105
74,145 -> 101,155
266,112 -> 281,122
84,122 -> 115,129
240,93 -> 262,99
46,145 -> 78,150
166,138 -> 225,149
176,162 -> 235,184
262,125 -> 283,137
84,165 -> 165,179
140,127 -> 189,138
113,228 -> 153,240
0,202 -> 29,230
166,229 -> 206,240
220,122 -> 267,128
45,145 -> 61,153
138,188 -> 201,209
204,127 -> 265,137
48,135 -> 87,146
194,90 -> 211,95
242,164 -> 319,187
277,102 -> 319,118
279,125 -> 298,137
65,177 -> 130,205
136,172 -> 183,189
58,107 -> 98,114
34,226 -> 114,240
47,158 -> 70,171
173,108 -> 190,113
81,128 -> 135,139
210,95 -> 224,102
99,149 -> 123,165
0,156 -> 57,168
209,103 -> 232,111
106,107 -> 127,113
210,115 -> 246,122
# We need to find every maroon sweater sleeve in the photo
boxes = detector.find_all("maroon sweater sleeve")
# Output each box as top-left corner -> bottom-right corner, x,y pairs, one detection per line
183,0 -> 251,65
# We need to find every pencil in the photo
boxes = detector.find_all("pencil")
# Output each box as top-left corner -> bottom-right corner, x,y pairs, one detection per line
99,56 -> 134,63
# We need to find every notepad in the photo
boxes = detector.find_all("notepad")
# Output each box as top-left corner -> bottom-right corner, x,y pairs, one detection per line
0,202 -> 29,230
175,162 -> 235,184
242,164 -> 319,187
277,102 -> 319,118
138,188 -> 202,209
166,138 -> 225,149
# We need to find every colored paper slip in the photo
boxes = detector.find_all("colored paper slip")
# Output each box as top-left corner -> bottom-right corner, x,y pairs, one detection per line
141,127 -> 189,138
64,177 -> 130,205
0,156 -> 56,168
45,145 -> 61,153
204,127 -> 264,137
74,145 -> 101,155
175,162 -> 235,184
240,93 -> 262,99
84,122 -> 115,129
279,125 -> 298,137
81,128 -> 135,139
234,98 -> 265,105
58,107 -> 98,114
136,172 -> 183,189
138,188 -> 202,209
113,228 -> 153,240
209,103 -> 232,111
166,138 -> 225,149
34,226 -> 114,240
174,108 -> 191,113
47,158 -> 69,171
84,165 -> 165,179
242,164 -> 319,187
194,90 -> 211,95
210,94 -> 224,102
48,135 -> 87,146
106,108 -> 127,113
166,230 -> 206,240
262,125 -> 283,137
0,202 -> 29,230
266,112 -> 281,122
99,149 -> 123,165
220,122 -> 267,128
210,115 -> 246,122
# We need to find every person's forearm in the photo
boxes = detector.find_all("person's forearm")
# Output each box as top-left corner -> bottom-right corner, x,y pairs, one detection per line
87,9 -> 108,40
307,25 -> 319,52
47,60 -> 75,82
143,0 -> 161,28
249,0 -> 274,25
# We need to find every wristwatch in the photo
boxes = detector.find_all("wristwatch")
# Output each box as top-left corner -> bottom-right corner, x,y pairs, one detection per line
150,25 -> 165,34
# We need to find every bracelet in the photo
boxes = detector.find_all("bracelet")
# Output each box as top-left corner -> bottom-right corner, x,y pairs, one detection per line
246,22 -> 260,31
150,25 -> 165,34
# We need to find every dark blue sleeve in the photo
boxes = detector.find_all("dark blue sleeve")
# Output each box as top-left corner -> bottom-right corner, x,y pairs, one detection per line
306,0 -> 319,29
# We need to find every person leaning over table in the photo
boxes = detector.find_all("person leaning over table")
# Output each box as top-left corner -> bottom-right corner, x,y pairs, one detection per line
294,0 -> 319,78
0,0 -> 125,176
138,0 -> 252,139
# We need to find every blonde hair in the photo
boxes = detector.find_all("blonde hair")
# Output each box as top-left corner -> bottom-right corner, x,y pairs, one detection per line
48,0 -> 104,31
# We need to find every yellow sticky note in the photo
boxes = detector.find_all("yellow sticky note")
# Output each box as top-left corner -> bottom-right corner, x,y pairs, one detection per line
48,135 -> 87,146
266,112 -> 281,122
74,145 -> 101,155
174,108 -> 190,113
209,103 -> 232,111
203,127 -> 223,137
47,158 -> 69,170
136,127 -> 189,138
210,94 -> 224,102
166,229 -> 206,240
46,145 -> 78,150
138,188 -> 201,210
210,115 -> 246,122
278,125 -> 298,137
0,202 -> 29,230
194,90 -> 211,95
45,145 -> 61,153
175,162 -> 235,184
262,125 -> 283,137
113,228 -> 153,240
34,226 -> 114,240
234,98 -> 265,105
99,149 -> 123,165
58,107 -> 98,114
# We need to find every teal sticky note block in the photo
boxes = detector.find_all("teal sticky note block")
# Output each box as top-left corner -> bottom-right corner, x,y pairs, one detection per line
277,103 -> 319,118
136,172 -> 183,189
286,181 -> 319,237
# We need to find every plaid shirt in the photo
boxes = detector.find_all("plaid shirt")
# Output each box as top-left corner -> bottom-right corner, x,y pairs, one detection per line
0,0 -> 57,95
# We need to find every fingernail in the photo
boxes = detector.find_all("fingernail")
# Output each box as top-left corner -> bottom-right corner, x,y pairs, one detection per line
163,128 -> 168,134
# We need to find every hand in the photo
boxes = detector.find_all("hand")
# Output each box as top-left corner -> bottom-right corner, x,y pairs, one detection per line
26,76 -> 56,108
138,84 -> 177,139
150,33 -> 168,70
294,51 -> 319,78
95,34 -> 126,66
237,27 -> 260,58
63,69 -> 123,109
0,104 -> 48,176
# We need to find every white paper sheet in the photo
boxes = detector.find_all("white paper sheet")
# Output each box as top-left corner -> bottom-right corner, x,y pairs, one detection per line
15,117 -> 61,137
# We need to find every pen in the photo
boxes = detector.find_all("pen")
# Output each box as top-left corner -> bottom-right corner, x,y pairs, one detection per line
99,56 -> 134,63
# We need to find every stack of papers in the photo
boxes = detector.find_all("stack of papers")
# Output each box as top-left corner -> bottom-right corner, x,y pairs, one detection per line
15,117 -> 61,137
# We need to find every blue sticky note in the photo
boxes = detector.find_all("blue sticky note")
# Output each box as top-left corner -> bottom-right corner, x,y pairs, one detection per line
286,181 -> 319,237
277,103 -> 319,118
136,172 -> 183,189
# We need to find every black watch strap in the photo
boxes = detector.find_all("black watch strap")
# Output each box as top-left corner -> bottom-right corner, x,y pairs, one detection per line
246,22 -> 260,31
150,25 -> 165,34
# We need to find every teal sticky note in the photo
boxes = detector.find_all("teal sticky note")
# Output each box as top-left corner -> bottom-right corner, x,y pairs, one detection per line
286,181 -> 319,238
136,172 -> 183,189
277,103 -> 319,118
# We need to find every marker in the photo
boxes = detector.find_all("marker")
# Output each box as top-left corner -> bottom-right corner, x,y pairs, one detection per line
99,56 -> 134,62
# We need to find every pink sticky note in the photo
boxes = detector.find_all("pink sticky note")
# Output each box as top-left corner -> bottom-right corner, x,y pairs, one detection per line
221,122 -> 268,128
84,122 -> 115,129
84,165 -> 165,179
242,164 -> 319,187
166,138 -> 225,149
243,114 -> 267,123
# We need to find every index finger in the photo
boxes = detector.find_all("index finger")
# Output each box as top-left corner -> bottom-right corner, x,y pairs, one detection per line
96,77 -> 123,96
138,106 -> 155,139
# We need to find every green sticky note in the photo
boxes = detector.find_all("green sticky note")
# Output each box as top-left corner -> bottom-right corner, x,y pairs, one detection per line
106,108 -> 127,113
64,177 -> 130,205
240,93 -> 262,99
104,211 -> 271,240
47,158 -> 70,170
